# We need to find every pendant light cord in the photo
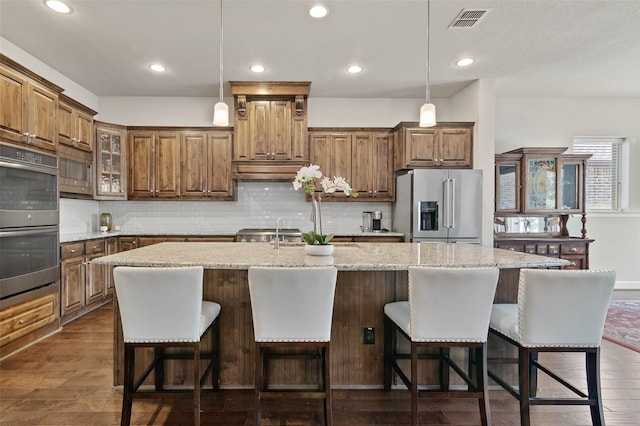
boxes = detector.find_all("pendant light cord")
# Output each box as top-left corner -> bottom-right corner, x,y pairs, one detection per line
219,0 -> 224,102
426,0 -> 431,103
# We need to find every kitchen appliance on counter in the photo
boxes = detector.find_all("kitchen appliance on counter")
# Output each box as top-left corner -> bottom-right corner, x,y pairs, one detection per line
362,211 -> 383,232
236,228 -> 302,243
393,169 -> 483,244
361,212 -> 372,232
0,143 -> 60,299
372,211 -> 383,232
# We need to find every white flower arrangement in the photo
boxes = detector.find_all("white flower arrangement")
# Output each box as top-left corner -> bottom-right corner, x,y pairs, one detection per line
293,164 -> 357,198
293,165 -> 358,244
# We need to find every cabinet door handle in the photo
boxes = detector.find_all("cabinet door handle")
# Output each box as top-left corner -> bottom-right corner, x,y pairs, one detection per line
569,247 -> 577,252
70,249 -> 77,253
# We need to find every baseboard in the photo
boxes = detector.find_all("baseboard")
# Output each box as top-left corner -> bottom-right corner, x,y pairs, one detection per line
614,281 -> 640,291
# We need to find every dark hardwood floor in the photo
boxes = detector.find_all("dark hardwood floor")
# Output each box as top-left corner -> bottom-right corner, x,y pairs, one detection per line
1,302 -> 639,425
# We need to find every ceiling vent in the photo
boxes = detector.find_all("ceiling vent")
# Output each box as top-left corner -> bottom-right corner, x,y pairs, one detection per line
448,9 -> 490,28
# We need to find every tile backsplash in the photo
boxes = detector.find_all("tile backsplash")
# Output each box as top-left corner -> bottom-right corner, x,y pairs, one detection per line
60,182 -> 392,236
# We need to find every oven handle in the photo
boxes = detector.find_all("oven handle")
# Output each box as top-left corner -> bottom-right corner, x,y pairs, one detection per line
0,226 -> 59,238
0,160 -> 58,176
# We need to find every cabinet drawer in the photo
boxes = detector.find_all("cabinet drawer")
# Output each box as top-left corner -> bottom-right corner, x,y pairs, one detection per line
524,244 -> 536,254
536,245 -> 548,255
61,242 -> 85,259
85,240 -> 106,255
548,244 -> 560,255
496,243 -> 524,252
0,294 -> 57,347
561,244 -> 586,255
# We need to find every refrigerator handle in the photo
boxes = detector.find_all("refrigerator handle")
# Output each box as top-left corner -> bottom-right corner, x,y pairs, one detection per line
443,178 -> 455,228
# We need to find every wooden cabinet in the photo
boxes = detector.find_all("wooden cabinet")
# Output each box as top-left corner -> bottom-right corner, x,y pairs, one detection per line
309,131 -> 352,197
351,132 -> 393,200
95,122 -> 127,200
0,57 -> 61,152
393,122 -> 474,170
128,130 -> 180,199
230,81 -> 310,179
105,237 -> 118,295
60,239 -> 111,324
60,242 -> 85,318
57,94 -> 96,152
0,284 -> 60,358
494,147 -> 593,270
309,129 -> 394,201
180,130 -> 234,200
118,237 -> 139,252
494,238 -> 592,270
495,147 -> 590,215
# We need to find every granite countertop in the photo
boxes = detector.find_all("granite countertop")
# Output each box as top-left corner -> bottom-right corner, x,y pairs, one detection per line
92,241 -> 569,271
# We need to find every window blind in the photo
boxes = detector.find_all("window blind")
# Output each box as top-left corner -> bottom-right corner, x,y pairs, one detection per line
573,138 -> 623,210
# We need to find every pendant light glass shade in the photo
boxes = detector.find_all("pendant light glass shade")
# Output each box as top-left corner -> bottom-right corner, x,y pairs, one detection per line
419,0 -> 436,127
213,101 -> 229,126
419,102 -> 436,127
213,0 -> 229,126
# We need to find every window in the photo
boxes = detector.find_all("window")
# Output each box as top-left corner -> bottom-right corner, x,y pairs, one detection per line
573,137 -> 628,211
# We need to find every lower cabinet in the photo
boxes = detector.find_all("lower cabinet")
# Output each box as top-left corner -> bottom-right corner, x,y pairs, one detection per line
0,283 -> 60,358
494,238 -> 593,270
60,239 -> 112,324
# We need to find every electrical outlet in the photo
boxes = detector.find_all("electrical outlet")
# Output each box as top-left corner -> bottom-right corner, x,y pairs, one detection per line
363,327 -> 375,344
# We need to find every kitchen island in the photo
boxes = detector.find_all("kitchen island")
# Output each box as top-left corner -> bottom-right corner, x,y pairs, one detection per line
94,242 -> 568,388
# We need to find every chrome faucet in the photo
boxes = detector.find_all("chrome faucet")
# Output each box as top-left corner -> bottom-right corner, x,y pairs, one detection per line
275,217 -> 284,250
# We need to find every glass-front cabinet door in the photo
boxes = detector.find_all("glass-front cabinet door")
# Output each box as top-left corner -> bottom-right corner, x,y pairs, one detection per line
559,154 -> 590,213
94,122 -> 127,200
524,157 -> 557,211
494,154 -> 521,213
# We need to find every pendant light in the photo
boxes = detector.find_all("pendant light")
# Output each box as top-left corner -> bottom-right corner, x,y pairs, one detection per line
419,0 -> 436,127
213,0 -> 229,126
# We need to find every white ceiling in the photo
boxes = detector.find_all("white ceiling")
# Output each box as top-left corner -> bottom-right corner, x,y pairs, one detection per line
1,0 -> 639,99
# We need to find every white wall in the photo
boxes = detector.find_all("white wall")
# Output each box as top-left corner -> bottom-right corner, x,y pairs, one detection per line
496,97 -> 640,288
449,79 -> 496,245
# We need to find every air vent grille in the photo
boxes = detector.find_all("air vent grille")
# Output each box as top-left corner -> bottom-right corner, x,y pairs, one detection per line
449,9 -> 489,28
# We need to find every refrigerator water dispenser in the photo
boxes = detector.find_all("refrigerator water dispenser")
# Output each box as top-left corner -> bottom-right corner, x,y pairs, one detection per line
419,202 -> 438,231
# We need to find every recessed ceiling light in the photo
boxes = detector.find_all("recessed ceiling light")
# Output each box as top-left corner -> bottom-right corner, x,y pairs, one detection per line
456,58 -> 474,67
347,65 -> 363,74
44,0 -> 72,14
309,5 -> 328,18
250,65 -> 265,73
149,64 -> 166,72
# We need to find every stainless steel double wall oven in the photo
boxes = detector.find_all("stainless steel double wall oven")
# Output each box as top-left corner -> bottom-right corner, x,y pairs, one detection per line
0,143 -> 59,299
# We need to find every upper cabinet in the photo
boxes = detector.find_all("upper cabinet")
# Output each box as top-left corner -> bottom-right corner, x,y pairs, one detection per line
0,56 -> 62,153
58,94 -> 96,152
495,147 -> 590,215
127,128 -> 234,201
95,122 -> 127,200
309,128 -> 394,201
180,130 -> 235,200
393,122 -> 474,170
128,130 -> 180,199
230,81 -> 310,180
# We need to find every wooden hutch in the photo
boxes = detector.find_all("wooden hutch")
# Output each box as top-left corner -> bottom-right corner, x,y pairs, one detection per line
494,147 -> 593,269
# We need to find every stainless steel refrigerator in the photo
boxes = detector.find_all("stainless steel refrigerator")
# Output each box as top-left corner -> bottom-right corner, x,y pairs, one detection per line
393,169 -> 483,243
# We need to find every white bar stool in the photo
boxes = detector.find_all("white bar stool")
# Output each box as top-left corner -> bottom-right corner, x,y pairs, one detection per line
248,266 -> 338,426
113,266 -> 221,426
488,268 -> 616,426
384,266 -> 499,426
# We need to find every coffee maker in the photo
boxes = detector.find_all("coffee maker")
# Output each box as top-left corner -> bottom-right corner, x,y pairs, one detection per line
372,211 -> 383,232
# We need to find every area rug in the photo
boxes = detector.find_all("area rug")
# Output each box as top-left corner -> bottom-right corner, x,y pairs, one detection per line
602,301 -> 640,353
